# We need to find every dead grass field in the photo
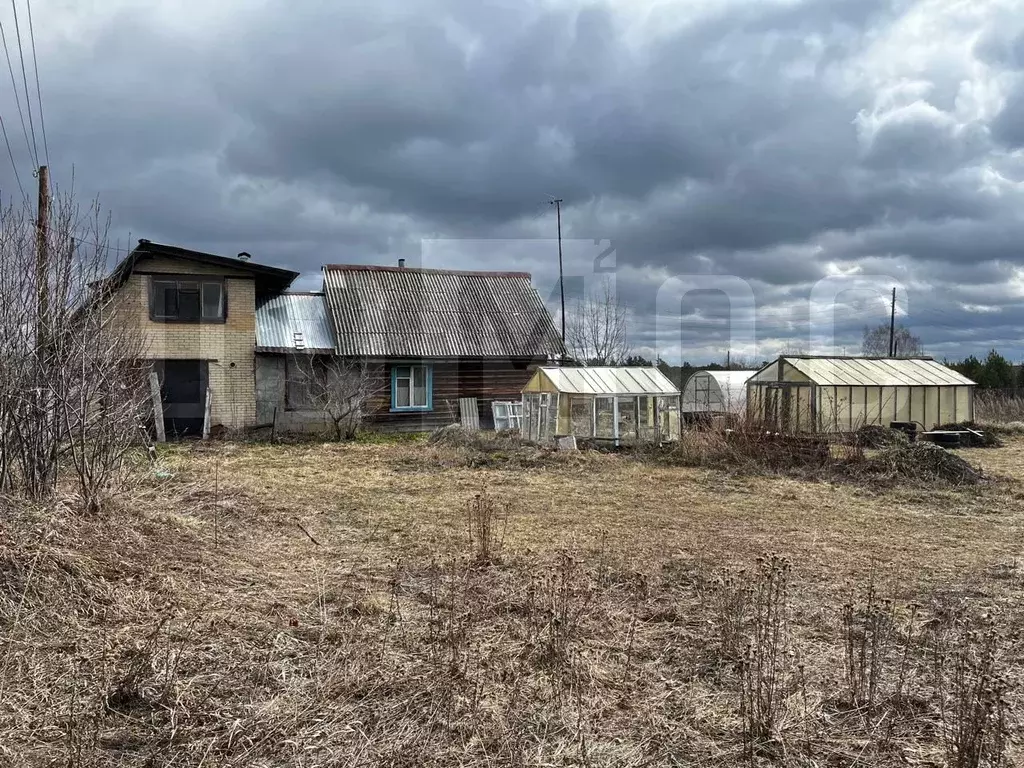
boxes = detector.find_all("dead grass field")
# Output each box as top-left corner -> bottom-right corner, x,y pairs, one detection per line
3,435 -> 1024,766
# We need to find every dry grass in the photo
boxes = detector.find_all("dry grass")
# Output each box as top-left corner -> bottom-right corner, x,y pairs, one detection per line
976,391 -> 1024,426
3,437 -> 1024,766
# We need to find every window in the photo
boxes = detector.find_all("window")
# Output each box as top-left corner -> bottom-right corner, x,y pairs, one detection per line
150,277 -> 225,321
391,364 -> 431,410
491,401 -> 523,431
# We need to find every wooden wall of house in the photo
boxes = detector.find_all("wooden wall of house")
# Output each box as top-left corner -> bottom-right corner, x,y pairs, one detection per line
364,358 -> 540,432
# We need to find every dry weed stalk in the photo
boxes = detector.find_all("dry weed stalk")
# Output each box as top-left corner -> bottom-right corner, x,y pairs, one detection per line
841,581 -> 895,715
739,554 -> 792,760
933,616 -> 1011,768
465,490 -> 512,565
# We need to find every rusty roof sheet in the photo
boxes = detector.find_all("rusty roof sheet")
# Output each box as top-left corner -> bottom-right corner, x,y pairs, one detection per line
322,265 -> 564,358
255,292 -> 335,353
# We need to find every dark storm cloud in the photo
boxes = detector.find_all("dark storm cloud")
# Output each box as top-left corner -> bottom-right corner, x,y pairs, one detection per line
9,0 -> 1024,362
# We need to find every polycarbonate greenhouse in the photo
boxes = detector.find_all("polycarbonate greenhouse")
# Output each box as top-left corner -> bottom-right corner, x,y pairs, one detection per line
746,356 -> 976,433
521,366 -> 681,445
681,370 -> 753,416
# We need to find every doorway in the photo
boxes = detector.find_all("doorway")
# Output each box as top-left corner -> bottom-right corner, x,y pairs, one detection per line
157,359 -> 208,437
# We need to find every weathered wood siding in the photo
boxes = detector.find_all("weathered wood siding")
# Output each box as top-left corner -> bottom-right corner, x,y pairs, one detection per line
364,358 -> 541,432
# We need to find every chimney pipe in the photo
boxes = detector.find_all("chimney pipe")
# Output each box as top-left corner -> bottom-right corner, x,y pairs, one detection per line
398,258 -> 405,268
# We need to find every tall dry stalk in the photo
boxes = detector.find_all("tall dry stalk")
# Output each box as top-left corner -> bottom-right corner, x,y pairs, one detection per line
739,554 -> 792,759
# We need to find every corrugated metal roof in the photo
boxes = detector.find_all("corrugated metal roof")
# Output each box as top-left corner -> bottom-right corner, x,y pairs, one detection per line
255,292 -> 335,353
322,265 -> 564,358
538,366 -> 680,396
761,356 -> 975,387
682,370 -> 752,412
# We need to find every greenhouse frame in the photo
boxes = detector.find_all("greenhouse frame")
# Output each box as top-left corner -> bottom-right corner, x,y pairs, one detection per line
521,366 -> 681,445
681,370 -> 753,416
746,356 -> 976,433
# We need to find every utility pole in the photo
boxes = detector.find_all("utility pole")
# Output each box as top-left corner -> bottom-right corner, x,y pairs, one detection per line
35,165 -> 49,358
550,198 -> 565,356
888,286 -> 896,358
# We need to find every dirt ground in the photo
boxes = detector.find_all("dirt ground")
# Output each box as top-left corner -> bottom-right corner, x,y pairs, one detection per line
3,436 -> 1023,766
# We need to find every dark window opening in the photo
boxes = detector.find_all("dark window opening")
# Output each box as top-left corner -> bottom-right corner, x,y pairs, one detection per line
150,277 -> 225,322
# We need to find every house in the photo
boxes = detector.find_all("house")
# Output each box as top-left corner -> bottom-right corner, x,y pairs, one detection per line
105,242 -> 563,436
255,263 -> 565,432
521,366 -> 681,444
746,355 -> 976,433
102,240 -> 298,436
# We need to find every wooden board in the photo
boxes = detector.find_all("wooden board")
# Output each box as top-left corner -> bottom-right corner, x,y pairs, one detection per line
202,387 -> 212,439
149,371 -> 165,443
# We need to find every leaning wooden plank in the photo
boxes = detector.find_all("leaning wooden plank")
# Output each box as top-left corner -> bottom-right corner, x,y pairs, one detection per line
149,371 -> 165,443
202,387 -> 212,440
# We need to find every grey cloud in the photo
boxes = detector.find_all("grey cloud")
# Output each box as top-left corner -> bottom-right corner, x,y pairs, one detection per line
6,0 -> 1024,362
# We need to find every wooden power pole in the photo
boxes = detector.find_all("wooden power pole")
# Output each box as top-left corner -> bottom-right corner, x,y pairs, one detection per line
888,286 -> 896,358
551,198 -> 565,353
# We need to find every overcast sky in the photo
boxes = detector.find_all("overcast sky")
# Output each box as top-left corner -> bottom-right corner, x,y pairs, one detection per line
6,0 -> 1024,363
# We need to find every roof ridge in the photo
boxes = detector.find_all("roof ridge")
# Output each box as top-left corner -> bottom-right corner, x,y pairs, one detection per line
323,264 -> 532,279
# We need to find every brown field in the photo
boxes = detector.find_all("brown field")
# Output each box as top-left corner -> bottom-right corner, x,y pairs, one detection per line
3,434 -> 1024,766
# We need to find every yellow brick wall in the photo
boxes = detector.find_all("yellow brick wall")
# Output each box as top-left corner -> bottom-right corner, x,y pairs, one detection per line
114,271 -> 258,430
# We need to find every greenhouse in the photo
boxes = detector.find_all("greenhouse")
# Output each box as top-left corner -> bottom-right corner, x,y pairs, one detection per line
521,366 -> 680,445
746,356 -> 976,433
681,370 -> 753,417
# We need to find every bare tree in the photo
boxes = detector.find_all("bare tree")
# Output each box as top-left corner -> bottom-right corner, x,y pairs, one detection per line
0,191 -> 149,511
862,324 -> 922,357
565,277 -> 632,365
288,356 -> 378,440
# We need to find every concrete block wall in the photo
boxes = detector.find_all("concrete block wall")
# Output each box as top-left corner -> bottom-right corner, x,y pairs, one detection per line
115,268 -> 258,430
254,354 -> 331,434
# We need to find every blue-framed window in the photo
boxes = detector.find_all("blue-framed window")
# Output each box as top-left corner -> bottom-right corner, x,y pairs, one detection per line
391,364 -> 432,411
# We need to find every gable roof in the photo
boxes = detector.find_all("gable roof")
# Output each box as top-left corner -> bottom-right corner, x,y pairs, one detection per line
103,240 -> 299,295
534,366 -> 679,396
753,355 -> 975,387
255,292 -> 335,354
322,264 -> 564,359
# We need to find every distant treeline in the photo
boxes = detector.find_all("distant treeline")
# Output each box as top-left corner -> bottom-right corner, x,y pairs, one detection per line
945,350 -> 1024,390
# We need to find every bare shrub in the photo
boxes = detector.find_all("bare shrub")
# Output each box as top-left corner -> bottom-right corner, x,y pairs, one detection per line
0,192 -> 148,510
464,491 -> 511,565
287,356 -> 378,440
663,428 -> 834,474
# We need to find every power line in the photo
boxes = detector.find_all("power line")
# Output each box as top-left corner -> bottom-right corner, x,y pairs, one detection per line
24,0 -> 45,166
0,16 -> 31,164
0,112 -> 24,199
8,0 -> 36,164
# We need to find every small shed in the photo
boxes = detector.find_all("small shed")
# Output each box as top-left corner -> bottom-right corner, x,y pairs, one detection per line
682,370 -> 753,416
746,356 -> 976,433
521,366 -> 681,445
